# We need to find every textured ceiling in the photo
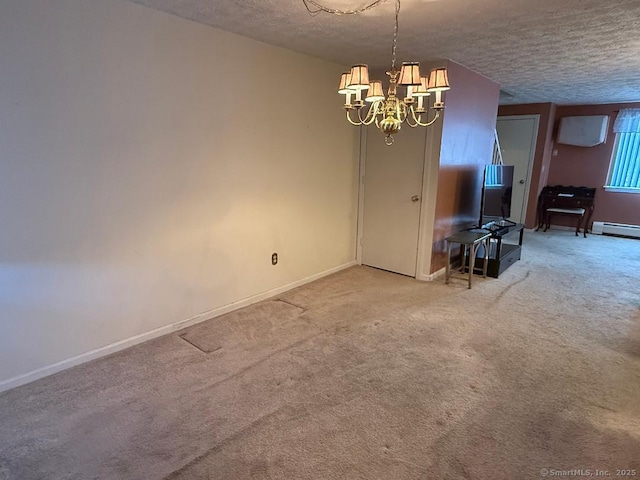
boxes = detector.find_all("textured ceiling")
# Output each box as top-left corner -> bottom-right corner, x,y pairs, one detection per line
126,0 -> 640,105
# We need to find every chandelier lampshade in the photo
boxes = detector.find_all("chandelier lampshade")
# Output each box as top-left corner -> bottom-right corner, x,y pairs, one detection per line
411,76 -> 431,111
348,65 -> 370,90
398,62 -> 422,86
427,68 -> 451,92
338,72 -> 354,94
365,81 -> 385,102
412,77 -> 430,97
427,68 -> 451,108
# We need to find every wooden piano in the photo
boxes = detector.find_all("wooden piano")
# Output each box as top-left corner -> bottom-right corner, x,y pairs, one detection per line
536,185 -> 596,237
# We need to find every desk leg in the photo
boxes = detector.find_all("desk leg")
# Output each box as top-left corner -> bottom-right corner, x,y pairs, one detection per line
445,241 -> 451,284
482,238 -> 489,278
584,207 -> 594,237
464,245 -> 469,275
468,242 -> 476,289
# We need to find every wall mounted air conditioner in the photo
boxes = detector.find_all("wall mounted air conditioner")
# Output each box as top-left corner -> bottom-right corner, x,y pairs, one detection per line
557,115 -> 609,147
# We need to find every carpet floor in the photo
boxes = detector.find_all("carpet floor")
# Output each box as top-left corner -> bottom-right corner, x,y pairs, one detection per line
1,230 -> 639,480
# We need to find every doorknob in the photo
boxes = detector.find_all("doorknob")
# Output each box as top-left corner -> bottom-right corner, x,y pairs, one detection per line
519,179 -> 525,184
411,195 -> 420,202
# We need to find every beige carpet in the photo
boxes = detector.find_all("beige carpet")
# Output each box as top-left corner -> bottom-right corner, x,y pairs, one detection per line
1,230 -> 639,480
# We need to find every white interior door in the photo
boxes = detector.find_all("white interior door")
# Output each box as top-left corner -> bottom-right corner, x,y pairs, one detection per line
361,127 -> 425,277
496,115 -> 539,224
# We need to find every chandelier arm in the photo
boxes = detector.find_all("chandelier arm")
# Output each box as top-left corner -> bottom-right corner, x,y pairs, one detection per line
408,107 -> 441,127
302,0 -> 389,16
397,101 -> 407,123
359,101 -> 382,125
356,105 -> 372,124
422,110 -> 442,127
408,105 -> 423,127
346,109 -> 364,126
405,108 -> 419,127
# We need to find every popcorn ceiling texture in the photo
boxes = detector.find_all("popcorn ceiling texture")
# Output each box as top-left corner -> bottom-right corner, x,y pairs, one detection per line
125,0 -> 640,105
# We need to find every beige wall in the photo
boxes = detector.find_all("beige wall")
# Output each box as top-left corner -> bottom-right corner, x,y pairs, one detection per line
0,0 -> 359,387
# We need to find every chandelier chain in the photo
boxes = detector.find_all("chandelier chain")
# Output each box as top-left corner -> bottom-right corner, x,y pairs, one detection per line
391,0 -> 399,71
302,0 -> 402,71
302,0 -> 389,16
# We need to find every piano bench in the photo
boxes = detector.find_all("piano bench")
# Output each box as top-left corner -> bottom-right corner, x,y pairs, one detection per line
544,207 -> 587,237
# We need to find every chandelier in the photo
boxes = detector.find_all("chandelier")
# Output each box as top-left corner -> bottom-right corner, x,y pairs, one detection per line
304,0 -> 450,145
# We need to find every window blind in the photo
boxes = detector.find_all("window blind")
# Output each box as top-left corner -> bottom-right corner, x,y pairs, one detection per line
609,132 -> 640,189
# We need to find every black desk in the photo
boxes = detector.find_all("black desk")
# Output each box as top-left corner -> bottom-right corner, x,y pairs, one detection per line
470,223 -> 524,278
536,186 -> 596,237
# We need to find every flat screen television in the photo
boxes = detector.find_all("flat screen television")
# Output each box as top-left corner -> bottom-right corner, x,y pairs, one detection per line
479,165 -> 515,228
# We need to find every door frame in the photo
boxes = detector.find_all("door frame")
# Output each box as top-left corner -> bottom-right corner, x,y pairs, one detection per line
497,114 -> 539,224
355,126 -> 367,265
355,126 -> 430,278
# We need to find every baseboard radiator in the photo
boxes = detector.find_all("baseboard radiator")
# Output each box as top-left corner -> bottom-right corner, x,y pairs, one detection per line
592,221 -> 640,239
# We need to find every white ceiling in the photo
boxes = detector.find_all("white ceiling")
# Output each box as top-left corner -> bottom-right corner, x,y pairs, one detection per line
126,0 -> 640,105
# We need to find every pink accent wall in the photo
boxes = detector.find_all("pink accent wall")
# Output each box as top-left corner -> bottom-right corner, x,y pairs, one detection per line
430,60 -> 500,273
549,103 -> 640,226
498,101 -> 640,228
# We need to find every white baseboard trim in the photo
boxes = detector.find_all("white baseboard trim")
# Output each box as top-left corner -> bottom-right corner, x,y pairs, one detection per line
428,266 -> 447,281
416,266 -> 446,282
537,224 -> 577,232
0,261 -> 357,393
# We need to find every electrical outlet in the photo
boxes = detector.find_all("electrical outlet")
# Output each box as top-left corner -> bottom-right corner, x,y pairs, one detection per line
271,253 -> 278,265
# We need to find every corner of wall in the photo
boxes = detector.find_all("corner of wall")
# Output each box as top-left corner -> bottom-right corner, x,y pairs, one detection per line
427,61 -> 500,274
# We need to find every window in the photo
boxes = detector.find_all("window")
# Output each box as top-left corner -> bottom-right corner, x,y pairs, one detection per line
606,109 -> 640,193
